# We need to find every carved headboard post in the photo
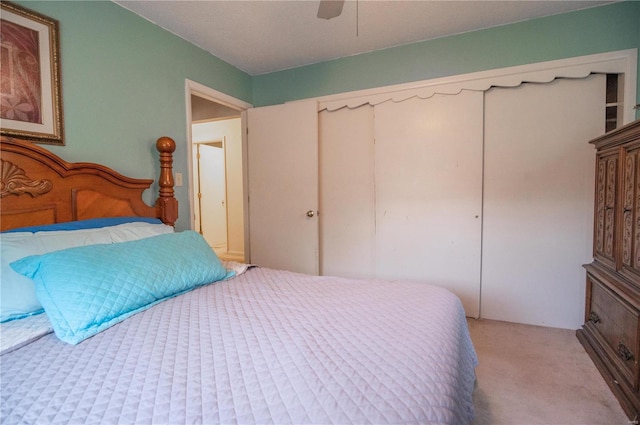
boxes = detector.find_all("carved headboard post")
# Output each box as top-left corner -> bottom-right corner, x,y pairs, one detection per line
155,137 -> 179,227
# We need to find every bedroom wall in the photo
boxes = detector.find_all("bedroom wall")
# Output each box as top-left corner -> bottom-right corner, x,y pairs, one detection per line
252,1 -> 640,118
9,1 -> 639,234
11,1 -> 252,231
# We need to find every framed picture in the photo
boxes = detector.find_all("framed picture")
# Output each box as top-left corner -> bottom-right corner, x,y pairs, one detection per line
0,1 -> 64,145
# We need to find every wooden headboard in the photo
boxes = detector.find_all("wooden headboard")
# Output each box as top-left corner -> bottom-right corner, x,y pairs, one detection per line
0,136 -> 178,231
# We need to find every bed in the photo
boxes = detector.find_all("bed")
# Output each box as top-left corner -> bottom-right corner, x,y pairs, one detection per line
0,136 -> 478,425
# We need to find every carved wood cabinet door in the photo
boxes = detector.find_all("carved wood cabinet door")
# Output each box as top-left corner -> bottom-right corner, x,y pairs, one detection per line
621,145 -> 640,279
594,149 -> 619,268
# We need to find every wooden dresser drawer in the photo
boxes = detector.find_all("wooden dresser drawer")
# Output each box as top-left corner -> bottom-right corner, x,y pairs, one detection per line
586,274 -> 640,391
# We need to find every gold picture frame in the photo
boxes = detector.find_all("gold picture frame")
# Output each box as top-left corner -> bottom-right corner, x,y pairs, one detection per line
0,1 -> 64,145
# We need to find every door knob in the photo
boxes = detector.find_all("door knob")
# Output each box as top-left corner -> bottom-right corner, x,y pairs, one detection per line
306,210 -> 316,218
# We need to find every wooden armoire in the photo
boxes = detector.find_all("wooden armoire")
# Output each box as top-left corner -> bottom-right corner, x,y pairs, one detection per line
577,119 -> 640,420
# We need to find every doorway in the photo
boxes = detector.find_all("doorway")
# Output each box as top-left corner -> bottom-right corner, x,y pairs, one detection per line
186,80 -> 252,263
191,117 -> 244,261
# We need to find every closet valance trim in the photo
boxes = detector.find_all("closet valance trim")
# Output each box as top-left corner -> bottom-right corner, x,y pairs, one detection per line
318,49 -> 637,121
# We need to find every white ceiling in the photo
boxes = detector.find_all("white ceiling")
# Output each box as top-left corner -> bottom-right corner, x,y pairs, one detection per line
114,0 -> 615,76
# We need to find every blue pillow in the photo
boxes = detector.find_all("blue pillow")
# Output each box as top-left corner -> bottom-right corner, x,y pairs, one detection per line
2,217 -> 162,234
11,231 -> 234,344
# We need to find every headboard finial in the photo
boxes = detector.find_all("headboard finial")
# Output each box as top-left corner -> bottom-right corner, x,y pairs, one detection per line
155,137 -> 178,226
156,136 -> 176,154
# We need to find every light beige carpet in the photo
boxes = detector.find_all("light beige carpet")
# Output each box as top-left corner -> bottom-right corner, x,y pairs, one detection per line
467,318 -> 631,425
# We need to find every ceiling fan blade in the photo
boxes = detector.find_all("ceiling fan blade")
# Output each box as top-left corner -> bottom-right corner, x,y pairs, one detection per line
317,0 -> 345,20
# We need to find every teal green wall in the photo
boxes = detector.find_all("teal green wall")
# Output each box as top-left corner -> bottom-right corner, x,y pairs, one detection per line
10,1 -> 640,230
253,1 -> 640,115
13,1 -> 252,230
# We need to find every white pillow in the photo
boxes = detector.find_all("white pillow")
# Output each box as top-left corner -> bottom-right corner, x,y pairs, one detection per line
106,221 -> 174,243
0,221 -> 174,323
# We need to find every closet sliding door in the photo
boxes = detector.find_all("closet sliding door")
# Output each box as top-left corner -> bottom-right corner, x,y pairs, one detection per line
373,92 -> 484,317
482,75 -> 605,328
319,106 -> 376,278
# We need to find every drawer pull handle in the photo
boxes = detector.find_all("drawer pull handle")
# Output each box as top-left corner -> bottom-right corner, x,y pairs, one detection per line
588,312 -> 601,323
618,343 -> 634,362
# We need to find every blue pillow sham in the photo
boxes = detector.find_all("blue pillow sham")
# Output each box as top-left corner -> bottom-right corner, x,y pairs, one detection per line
2,216 -> 162,234
11,231 -> 233,344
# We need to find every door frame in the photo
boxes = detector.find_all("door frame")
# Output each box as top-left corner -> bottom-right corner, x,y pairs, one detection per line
185,80 -> 252,257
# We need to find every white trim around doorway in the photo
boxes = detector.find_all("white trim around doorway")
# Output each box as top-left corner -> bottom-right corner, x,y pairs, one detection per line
184,79 -> 253,235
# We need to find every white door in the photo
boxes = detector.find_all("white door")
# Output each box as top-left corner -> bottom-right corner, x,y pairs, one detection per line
247,100 -> 319,274
199,142 -> 227,248
373,92 -> 485,317
482,75 -> 605,329
319,106 -> 376,279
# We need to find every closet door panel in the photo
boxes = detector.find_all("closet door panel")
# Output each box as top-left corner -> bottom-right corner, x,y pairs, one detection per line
247,100 -> 319,274
319,106 -> 376,278
483,75 -> 604,329
374,92 -> 484,317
